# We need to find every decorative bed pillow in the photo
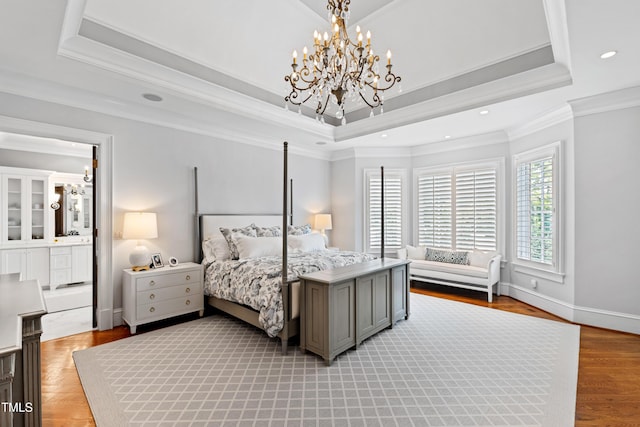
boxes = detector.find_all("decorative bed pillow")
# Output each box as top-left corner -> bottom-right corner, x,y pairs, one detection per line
288,233 -> 326,252
219,225 -> 257,260
287,224 -> 312,236
254,225 -> 282,237
234,235 -> 283,259
405,245 -> 427,260
425,247 -> 469,265
202,236 -> 232,262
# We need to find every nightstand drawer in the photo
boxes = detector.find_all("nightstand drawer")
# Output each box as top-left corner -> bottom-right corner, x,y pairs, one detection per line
135,269 -> 199,292
138,283 -> 202,304
137,296 -> 201,320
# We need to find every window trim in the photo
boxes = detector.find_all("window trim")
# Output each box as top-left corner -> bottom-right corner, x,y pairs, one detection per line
512,142 -> 563,277
413,158 -> 505,254
363,168 -> 408,255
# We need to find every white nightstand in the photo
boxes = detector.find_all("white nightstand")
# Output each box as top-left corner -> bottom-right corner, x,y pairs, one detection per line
122,262 -> 204,334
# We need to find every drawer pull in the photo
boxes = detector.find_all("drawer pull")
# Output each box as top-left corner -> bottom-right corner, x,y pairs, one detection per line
185,287 -> 191,293
149,294 -> 155,300
149,280 -> 156,286
186,300 -> 191,306
149,307 -> 155,313
186,275 -> 191,281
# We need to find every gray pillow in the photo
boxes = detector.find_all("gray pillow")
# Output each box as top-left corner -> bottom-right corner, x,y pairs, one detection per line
425,248 -> 469,265
287,224 -> 311,236
254,225 -> 282,237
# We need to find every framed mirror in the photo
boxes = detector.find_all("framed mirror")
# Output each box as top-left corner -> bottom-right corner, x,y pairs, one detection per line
52,173 -> 93,238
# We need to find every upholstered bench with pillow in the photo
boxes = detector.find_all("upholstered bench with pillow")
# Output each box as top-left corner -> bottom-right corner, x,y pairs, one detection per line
397,246 -> 501,302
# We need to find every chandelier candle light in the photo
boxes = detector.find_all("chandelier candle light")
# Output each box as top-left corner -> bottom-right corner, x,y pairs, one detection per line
285,0 -> 401,124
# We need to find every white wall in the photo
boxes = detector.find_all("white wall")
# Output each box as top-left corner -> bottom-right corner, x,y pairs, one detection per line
0,92 -> 332,324
508,119 -> 575,306
331,149 -> 411,254
330,156 -> 357,251
0,148 -> 90,173
573,105 -> 640,318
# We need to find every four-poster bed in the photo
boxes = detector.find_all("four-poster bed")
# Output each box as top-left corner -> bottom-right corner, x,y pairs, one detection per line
195,142 -> 404,355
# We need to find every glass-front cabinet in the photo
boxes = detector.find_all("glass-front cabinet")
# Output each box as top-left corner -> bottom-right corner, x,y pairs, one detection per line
1,169 -> 53,245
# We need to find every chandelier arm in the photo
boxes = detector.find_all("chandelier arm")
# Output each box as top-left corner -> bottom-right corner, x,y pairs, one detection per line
317,94 -> 331,116
358,91 -> 381,109
285,89 -> 314,106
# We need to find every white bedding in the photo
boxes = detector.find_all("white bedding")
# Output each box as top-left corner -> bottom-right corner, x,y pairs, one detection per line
203,250 -> 376,337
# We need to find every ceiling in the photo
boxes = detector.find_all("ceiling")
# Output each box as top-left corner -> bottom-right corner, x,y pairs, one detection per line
0,0 -> 639,156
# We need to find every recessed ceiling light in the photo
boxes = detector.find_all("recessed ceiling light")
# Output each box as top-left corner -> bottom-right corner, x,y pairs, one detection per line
381,133 -> 388,138
444,135 -> 451,139
600,50 -> 617,59
142,93 -> 163,102
479,110 -> 490,115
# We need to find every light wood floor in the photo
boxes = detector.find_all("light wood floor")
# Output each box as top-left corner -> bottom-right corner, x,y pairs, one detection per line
41,285 -> 640,426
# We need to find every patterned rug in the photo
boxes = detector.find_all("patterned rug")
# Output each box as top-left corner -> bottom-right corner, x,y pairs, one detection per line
74,294 -> 579,426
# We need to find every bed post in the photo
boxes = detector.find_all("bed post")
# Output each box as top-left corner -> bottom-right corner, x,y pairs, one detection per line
380,166 -> 385,259
194,167 -> 200,262
281,141 -> 289,354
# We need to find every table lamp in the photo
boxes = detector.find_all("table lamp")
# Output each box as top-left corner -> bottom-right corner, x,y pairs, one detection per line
314,213 -> 332,246
122,212 -> 158,271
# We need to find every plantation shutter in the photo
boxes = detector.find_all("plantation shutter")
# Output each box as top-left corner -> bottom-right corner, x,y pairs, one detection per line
417,165 -> 498,251
516,156 -> 553,264
455,169 -> 497,251
417,173 -> 452,248
368,172 -> 403,252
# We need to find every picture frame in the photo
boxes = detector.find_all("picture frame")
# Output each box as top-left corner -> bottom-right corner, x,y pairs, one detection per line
151,253 -> 164,268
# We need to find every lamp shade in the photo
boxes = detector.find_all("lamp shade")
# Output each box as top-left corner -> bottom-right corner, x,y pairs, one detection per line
314,213 -> 332,230
122,212 -> 158,240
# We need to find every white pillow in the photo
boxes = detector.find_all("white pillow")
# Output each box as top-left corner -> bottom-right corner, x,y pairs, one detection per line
405,245 -> 427,260
202,236 -> 232,262
288,233 -> 326,252
468,250 -> 497,267
235,235 -> 283,259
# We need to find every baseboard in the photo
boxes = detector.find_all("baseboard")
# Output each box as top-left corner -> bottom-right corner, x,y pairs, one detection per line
503,283 -> 640,335
112,308 -> 123,328
572,305 -> 640,335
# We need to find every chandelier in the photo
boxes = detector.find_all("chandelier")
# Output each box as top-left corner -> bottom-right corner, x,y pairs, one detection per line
285,0 -> 401,125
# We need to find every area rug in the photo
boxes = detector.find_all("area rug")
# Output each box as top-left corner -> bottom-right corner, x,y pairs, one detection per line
74,294 -> 579,426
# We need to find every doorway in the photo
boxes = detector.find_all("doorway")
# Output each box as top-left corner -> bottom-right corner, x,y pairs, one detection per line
0,132 -> 95,340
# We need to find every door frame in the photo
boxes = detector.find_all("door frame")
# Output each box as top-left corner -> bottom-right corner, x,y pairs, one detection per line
0,115 -> 114,330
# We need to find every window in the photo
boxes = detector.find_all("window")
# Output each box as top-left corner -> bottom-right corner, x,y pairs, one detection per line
515,144 -> 558,268
365,169 -> 405,254
416,164 -> 499,251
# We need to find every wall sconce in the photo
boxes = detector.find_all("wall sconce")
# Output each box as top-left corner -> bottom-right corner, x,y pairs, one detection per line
83,165 -> 93,183
314,213 -> 333,246
50,193 -> 61,210
122,212 -> 158,271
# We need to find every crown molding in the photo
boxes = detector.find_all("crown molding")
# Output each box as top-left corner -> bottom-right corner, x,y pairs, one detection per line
542,0 -> 572,73
507,104 -> 573,140
410,131 -> 509,157
0,70 -> 330,161
568,85 -> 640,117
334,62 -> 572,142
329,146 -> 413,162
